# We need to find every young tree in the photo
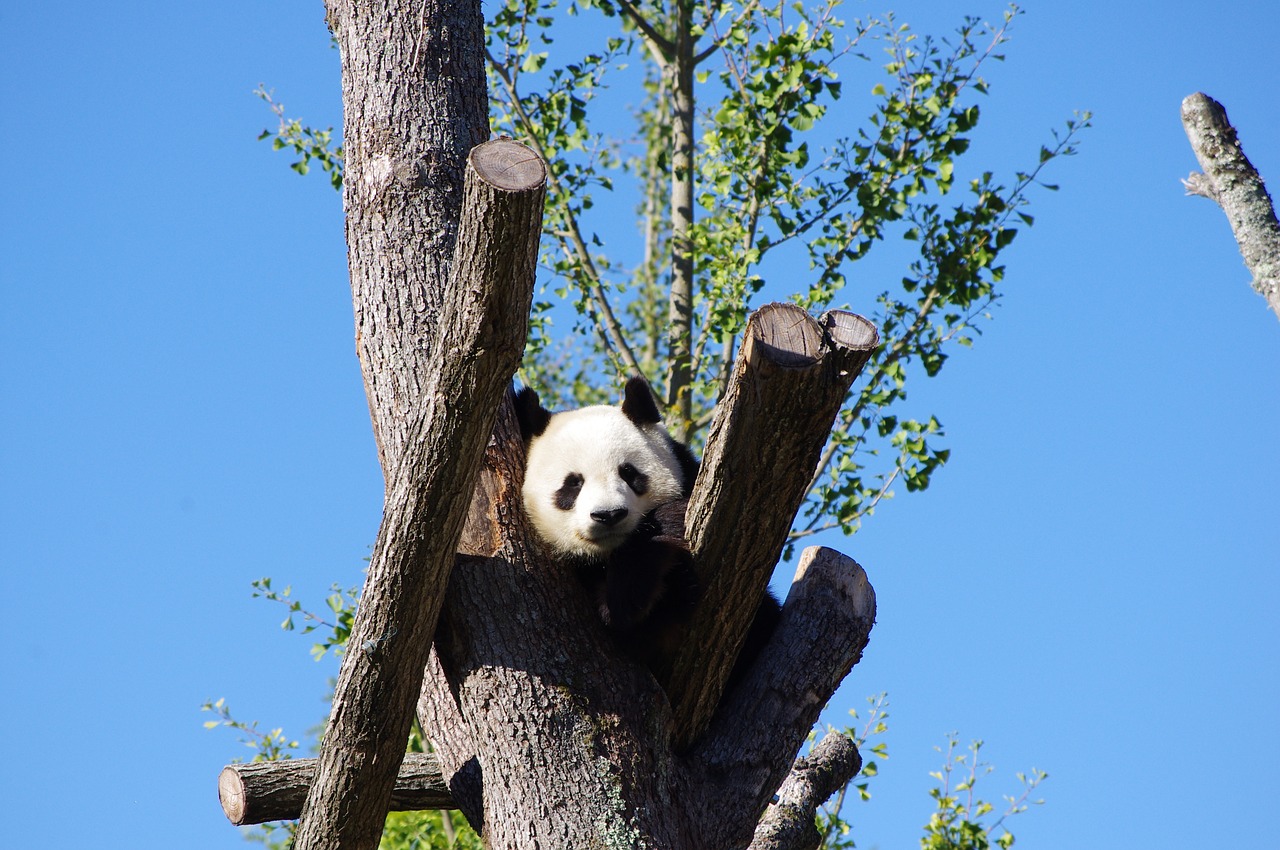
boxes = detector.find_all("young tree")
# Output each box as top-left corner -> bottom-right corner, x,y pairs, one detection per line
220,1 -> 1084,847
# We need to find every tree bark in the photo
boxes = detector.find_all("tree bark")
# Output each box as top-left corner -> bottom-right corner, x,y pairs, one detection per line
667,303 -> 879,751
747,731 -> 863,850
1181,92 -> 1280,320
219,755 -> 454,826
233,1 -> 885,846
292,140 -> 545,850
665,0 -> 697,438
326,0 -> 490,474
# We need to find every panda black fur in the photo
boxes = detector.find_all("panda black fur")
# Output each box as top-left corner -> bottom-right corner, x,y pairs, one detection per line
514,376 -> 780,687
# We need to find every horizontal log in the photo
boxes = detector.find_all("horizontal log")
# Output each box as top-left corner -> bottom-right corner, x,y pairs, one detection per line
218,754 -> 455,826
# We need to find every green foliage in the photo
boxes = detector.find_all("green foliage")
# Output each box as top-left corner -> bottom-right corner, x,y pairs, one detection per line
919,736 -> 1047,850
251,576 -> 358,661
255,86 -> 344,190
813,708 -> 1046,850
484,0 -> 1089,512
815,694 -> 891,848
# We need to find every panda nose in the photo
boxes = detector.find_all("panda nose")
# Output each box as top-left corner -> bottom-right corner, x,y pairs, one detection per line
590,508 -> 628,527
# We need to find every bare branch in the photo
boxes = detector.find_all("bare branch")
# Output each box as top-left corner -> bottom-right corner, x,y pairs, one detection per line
219,754 -> 455,826
667,305 -> 878,751
1181,92 -> 1280,319
615,0 -> 675,61
747,732 -> 863,850
293,140 -> 545,850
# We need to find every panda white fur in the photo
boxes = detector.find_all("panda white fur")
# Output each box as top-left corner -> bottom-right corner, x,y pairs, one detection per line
515,376 -> 779,686
518,378 -> 693,560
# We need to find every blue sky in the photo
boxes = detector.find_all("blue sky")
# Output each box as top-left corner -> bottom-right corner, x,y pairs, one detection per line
2,2 -> 1276,848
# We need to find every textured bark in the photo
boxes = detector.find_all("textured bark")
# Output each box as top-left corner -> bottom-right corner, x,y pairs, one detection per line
667,303 -> 879,751
692,546 -> 875,848
292,140 -> 545,850
230,1 -> 884,845
665,0 -> 697,438
219,755 -> 454,826
327,0 -> 490,473
1181,92 -> 1280,320
413,310 -> 878,849
747,731 -> 863,850
418,394 -> 690,846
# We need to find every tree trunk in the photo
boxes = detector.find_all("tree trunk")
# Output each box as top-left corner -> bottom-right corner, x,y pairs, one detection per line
240,3 -> 881,849
1181,92 -> 1280,320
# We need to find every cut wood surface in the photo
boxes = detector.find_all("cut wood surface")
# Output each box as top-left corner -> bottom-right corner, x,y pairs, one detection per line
1181,92 -> 1280,319
668,302 -> 879,751
291,138 -> 545,850
219,754 -> 455,826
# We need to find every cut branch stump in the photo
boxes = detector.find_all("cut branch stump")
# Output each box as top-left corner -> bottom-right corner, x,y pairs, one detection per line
219,754 -> 455,826
668,302 -> 879,751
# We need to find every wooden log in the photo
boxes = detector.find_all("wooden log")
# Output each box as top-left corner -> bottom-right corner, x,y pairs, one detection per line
667,303 -> 878,751
1181,92 -> 1280,319
746,731 -> 863,850
218,754 -> 455,826
292,139 -> 545,850
694,545 -> 875,818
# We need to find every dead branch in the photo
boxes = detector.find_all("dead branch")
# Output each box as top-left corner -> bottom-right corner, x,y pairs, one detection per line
218,754 -> 455,826
292,139 -> 545,850
1181,92 -> 1280,319
692,545 -> 875,838
667,303 -> 879,751
747,731 -> 863,850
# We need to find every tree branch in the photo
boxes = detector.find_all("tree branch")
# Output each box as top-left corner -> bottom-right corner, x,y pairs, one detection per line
1181,92 -> 1280,319
746,731 -> 864,850
218,754 -> 455,826
667,304 -> 879,751
486,48 -> 652,382
691,545 -> 875,847
614,0 -> 675,61
292,140 -> 545,850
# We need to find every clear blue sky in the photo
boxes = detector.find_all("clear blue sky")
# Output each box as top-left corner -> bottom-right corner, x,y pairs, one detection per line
2,2 -> 1276,848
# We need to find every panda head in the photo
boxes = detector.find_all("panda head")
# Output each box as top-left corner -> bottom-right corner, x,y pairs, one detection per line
515,377 -> 692,560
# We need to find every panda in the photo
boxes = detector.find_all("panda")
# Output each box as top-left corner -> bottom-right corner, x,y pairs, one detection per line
514,375 -> 780,687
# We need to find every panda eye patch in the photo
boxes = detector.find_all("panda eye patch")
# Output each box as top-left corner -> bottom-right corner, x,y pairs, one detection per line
618,463 -> 650,495
554,473 -> 584,510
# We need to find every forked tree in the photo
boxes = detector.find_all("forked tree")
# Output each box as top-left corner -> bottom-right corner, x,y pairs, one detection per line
218,0 -> 879,845
216,0 -> 1084,846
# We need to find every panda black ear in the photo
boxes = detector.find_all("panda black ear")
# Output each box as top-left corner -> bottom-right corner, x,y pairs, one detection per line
621,376 -> 662,425
514,386 -> 552,440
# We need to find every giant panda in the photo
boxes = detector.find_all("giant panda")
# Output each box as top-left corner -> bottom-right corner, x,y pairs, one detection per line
514,376 -> 780,687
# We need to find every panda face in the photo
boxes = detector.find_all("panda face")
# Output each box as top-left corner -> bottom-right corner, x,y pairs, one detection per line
522,404 -> 685,559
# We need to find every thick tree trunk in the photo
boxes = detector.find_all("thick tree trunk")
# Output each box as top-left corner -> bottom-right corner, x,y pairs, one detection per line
417,318 -> 877,848
1181,92 -> 1280,320
229,2 -> 881,848
327,0 -> 490,472
292,136 -> 545,849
